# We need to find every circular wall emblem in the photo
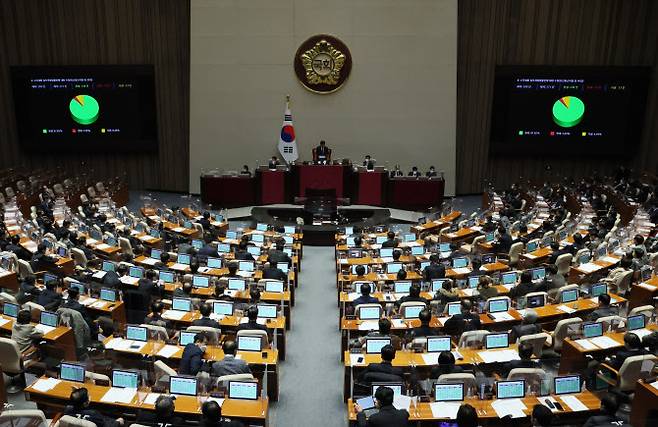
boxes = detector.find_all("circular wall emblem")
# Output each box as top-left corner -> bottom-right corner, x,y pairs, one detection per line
294,34 -> 352,94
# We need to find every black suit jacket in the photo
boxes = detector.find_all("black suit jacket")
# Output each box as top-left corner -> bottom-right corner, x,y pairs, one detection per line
268,250 -> 291,266
501,359 -> 539,377
262,267 -> 287,281
609,348 -> 649,370
7,243 -> 32,261
37,289 -> 62,310
381,239 -> 399,248
234,250 -> 255,261
358,362 -> 403,383
443,312 -> 481,336
495,234 -> 513,254
236,320 -> 268,333
423,263 -> 445,281
192,316 -> 221,329
357,405 -> 409,427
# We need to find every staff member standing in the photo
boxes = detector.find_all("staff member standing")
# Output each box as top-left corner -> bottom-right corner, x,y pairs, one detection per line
315,140 -> 331,164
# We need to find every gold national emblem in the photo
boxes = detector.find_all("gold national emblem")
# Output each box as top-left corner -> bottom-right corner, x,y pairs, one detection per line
294,34 -> 352,94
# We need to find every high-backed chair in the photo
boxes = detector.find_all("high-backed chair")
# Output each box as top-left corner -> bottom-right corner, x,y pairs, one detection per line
628,305 -> 654,320
118,237 -> 134,257
507,368 -> 548,393
484,296 -> 511,312
555,254 -> 573,276
55,415 -> 97,427
17,259 -> 36,280
399,302 -> 428,319
236,329 -> 269,349
0,337 -> 36,393
437,373 -> 478,395
140,323 -> 169,341
0,410 -> 47,427
154,360 -> 177,384
71,248 -> 88,268
596,315 -> 626,332
215,373 -> 255,389
85,371 -> 111,385
552,317 -> 583,352
458,330 -> 489,349
354,304 -> 383,320
518,333 -> 550,357
0,292 -> 18,304
597,354 -> 657,393
186,326 -> 221,344
506,242 -> 524,266
602,270 -> 634,295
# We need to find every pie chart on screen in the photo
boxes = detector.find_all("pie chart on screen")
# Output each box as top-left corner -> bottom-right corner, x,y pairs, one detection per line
552,96 -> 584,128
69,94 -> 100,125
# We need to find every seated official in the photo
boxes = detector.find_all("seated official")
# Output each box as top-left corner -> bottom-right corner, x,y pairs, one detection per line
389,165 -> 404,178
353,264 -> 368,281
363,155 -> 375,170
539,264 -> 565,298
358,345 -> 403,384
352,282 -> 379,306
423,254 -> 446,281
262,262 -> 287,281
62,287 -> 93,328
180,332 -> 208,376
198,236 -> 217,259
314,140 -> 330,164
137,269 -> 163,306
234,241 -> 255,261
433,279 -> 459,309
267,241 -> 292,266
408,166 -> 421,178
430,350 -> 464,379
396,283 -> 429,308
499,342 -> 539,377
268,156 -> 280,170
212,340 -> 252,377
509,309 -> 541,342
411,309 -> 440,338
493,226 -> 513,254
426,166 -> 438,178
200,400 -> 245,427
456,404 -> 479,427
236,306 -> 269,333
30,242 -> 58,272
240,165 -> 251,177
443,300 -> 481,336
353,318 -> 402,350
136,395 -> 184,427
583,394 -> 623,427
6,234 -> 32,261
144,302 -> 172,331
37,279 -> 63,310
225,262 -> 240,278
474,276 -> 498,301
508,270 -> 535,303
355,385 -> 409,427
381,231 -> 399,248
199,212 -> 212,232
587,294 -> 618,321
531,404 -> 554,427
65,388 -> 124,427
17,275 -> 41,304
193,303 -> 222,329
606,333 -> 648,370
11,309 -> 43,353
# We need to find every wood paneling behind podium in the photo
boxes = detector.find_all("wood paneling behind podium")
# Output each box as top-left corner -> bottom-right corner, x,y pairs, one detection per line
457,0 -> 658,194
0,0 -> 190,192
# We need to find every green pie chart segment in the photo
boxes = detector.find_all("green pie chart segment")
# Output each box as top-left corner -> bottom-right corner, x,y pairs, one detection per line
552,96 -> 584,128
69,95 -> 99,125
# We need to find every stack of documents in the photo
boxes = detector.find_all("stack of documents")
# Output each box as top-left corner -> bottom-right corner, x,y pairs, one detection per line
491,398 -> 526,418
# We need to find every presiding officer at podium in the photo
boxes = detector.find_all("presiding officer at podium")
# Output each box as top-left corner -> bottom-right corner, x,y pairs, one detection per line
314,140 -> 331,164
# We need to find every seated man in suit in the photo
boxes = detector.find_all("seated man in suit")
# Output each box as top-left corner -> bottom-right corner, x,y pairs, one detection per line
199,212 -> 212,232
234,241 -> 255,261
583,394 -> 624,427
423,254 -> 446,281
358,345 -> 403,384
408,166 -> 422,178
430,350 -> 464,379
509,270 -> 535,304
411,309 -> 439,338
499,342 -> 539,377
62,287 -> 93,328
606,332 -> 648,370
236,306 -> 268,333
267,241 -> 291,266
193,303 -> 222,329
212,340 -> 251,377
363,155 -> 375,170
389,165 -> 404,178
381,231 -> 399,248
136,395 -> 184,427
144,301 -> 173,331
443,299 -> 481,336
198,236 -> 217,259
426,166 -> 438,178
352,282 -> 379,307
355,385 -> 409,427
37,278 -> 63,310
137,269 -> 163,306
396,283 -> 429,308
261,262 -> 287,281
353,318 -> 402,350
6,234 -> 32,261
225,262 -> 240,278
17,275 -> 41,304
587,293 -> 618,321
180,332 -> 208,376
509,309 -> 541,342
314,140 -> 330,164
64,388 -> 124,427
268,156 -> 280,169
493,225 -> 513,255
30,242 -> 58,272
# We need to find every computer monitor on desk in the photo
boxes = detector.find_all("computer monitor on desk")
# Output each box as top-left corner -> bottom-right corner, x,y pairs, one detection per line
60,362 -> 85,383
496,380 -> 525,399
170,376 -> 197,396
434,383 -> 464,402
366,338 -> 391,354
112,370 -> 139,388
488,299 -> 509,313
386,263 -> 403,274
427,336 -> 452,352
372,383 -> 404,397
554,375 -> 581,395
485,333 -> 509,349
561,289 -> 579,303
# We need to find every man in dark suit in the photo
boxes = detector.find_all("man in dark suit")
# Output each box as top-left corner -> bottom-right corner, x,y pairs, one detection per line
587,294 -> 619,321
137,269 -> 162,306
30,243 -> 58,272
583,394 -> 624,427
443,300 -> 481,336
408,166 -> 421,178
508,270 -> 535,303
192,303 -> 221,329
363,155 -> 375,170
315,140 -> 330,164
381,231 -> 399,248
411,309 -> 440,338
493,226 -> 513,254
426,166 -> 438,178
607,332 -> 648,370
199,212 -> 212,232
136,395 -> 184,427
234,241 -> 255,261
267,242 -> 291,266
211,340 -> 251,377
352,283 -> 379,307
423,254 -> 446,281
396,283 -> 429,308
499,342 -> 539,377
180,332 -> 207,375
358,345 -> 403,384
6,235 -> 31,261
37,279 -> 62,310
355,385 -> 409,427
236,306 -> 268,333
61,287 -> 93,328
198,237 -> 217,259
429,351 -> 464,379
262,262 -> 287,281
548,242 -> 569,265
64,388 -> 124,427
509,309 -> 542,342
17,275 -> 41,304
268,156 -> 280,169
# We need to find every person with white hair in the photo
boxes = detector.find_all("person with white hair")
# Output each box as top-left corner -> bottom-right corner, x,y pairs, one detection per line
509,309 -> 541,342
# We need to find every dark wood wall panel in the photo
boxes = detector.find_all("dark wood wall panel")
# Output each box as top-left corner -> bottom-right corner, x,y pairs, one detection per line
457,0 -> 658,194
0,0 -> 190,192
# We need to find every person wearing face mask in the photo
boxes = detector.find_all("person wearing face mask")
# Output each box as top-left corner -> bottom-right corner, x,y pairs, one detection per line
426,166 -> 438,178
179,332 -> 208,375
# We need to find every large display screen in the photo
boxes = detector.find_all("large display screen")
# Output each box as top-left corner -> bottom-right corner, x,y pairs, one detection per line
489,66 -> 650,157
11,65 -> 157,152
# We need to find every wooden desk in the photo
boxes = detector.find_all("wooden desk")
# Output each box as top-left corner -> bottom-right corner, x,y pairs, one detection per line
103,337 -> 280,401
0,269 -> 18,291
629,277 -> 658,309
346,392 -> 600,424
411,211 -> 461,237
441,227 -> 482,244
25,377 -> 269,425
568,256 -> 621,284
181,207 -> 229,235
339,271 -> 423,284
79,295 -> 127,325
0,315 -> 76,360
630,380 -> 658,427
